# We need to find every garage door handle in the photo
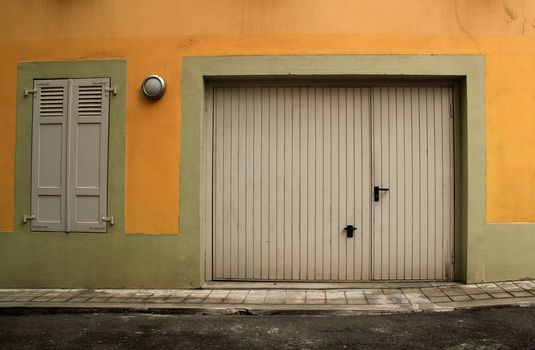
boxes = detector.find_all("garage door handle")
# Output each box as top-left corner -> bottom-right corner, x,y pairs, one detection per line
374,186 -> 389,202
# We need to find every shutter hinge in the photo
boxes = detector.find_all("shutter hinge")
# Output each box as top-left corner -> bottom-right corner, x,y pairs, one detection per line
450,103 -> 454,118
24,88 -> 36,97
105,86 -> 118,96
22,214 -> 36,224
102,215 -> 115,225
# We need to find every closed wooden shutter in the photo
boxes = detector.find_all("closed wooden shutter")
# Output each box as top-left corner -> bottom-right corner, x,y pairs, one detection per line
31,80 -> 69,231
68,78 -> 110,232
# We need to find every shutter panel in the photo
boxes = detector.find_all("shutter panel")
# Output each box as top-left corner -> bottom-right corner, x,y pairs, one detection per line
31,80 -> 69,231
68,78 -> 110,232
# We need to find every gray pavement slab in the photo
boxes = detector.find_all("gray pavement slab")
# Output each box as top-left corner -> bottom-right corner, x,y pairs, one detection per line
0,280 -> 534,315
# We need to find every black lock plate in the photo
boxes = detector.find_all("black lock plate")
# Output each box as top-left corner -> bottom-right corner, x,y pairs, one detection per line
344,225 -> 357,238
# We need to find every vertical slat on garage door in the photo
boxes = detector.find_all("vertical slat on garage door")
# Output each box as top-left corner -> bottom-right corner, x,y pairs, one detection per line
212,86 -> 372,281
371,86 -> 454,280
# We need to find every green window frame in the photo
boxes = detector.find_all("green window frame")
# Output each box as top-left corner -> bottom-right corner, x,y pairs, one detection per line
15,59 -> 127,235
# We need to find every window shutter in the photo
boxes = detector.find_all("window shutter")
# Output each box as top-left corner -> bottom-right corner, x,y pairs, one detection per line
68,78 -> 110,232
31,80 -> 69,231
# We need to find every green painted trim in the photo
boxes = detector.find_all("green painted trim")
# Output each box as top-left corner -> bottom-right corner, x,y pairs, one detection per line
15,60 -> 127,234
0,59 -> 198,288
181,54 -> 535,284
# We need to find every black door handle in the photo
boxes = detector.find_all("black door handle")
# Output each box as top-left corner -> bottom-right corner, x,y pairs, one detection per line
374,186 -> 389,202
344,225 -> 357,238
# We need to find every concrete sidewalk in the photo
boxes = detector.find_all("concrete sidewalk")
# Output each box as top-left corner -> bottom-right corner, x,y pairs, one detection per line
1,280 -> 534,315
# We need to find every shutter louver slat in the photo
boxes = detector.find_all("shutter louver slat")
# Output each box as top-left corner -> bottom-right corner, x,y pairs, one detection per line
77,86 -> 104,117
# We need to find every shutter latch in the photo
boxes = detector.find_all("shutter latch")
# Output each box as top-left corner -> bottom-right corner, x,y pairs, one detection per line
22,213 -> 36,224
24,88 -> 37,97
105,86 -> 118,96
102,215 -> 115,225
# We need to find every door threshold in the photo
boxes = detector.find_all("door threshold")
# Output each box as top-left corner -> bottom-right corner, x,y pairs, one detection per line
203,280 -> 460,290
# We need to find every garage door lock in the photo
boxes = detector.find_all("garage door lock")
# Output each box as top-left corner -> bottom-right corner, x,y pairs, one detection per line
344,225 -> 357,238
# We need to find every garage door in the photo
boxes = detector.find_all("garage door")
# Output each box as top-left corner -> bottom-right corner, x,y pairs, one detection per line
208,83 -> 455,281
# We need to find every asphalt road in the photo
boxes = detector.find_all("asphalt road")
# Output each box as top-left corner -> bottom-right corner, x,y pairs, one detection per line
1,307 -> 535,349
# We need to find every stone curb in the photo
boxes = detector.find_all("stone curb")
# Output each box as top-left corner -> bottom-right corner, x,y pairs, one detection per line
0,301 -> 441,316
1,298 -> 533,316
435,296 -> 535,310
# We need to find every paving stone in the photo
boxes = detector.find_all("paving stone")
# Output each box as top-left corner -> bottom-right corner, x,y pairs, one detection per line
325,291 -> 346,300
163,297 -> 186,303
401,288 -> 420,293
382,289 -> 402,295
459,287 -> 486,295
363,289 -> 383,296
345,291 -> 365,300
86,297 -> 112,303
146,297 -> 170,303
477,284 -> 505,294
223,290 -> 249,304
0,295 -> 17,302
470,293 -> 492,300
67,297 -> 93,303
183,298 -> 206,303
402,292 -> 430,304
49,293 -> 85,302
31,295 -> 59,302
346,298 -> 368,305
206,290 -> 231,299
305,298 -> 326,305
490,292 -> 513,299
429,296 -> 451,303
244,290 -> 268,303
170,290 -> 193,298
495,282 -> 523,292
514,281 -> 535,291
449,295 -> 472,302
13,295 -> 40,302
107,297 -> 133,303
244,290 -> 267,304
441,288 -> 466,296
203,298 -> 224,304
188,290 -> 211,298
265,290 -> 287,304
306,291 -> 326,300
285,291 -> 305,304
366,296 -> 388,305
421,289 -> 447,297
510,291 -> 532,297
386,296 -> 410,304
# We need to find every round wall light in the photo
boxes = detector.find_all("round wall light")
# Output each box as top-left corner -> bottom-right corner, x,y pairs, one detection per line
141,75 -> 166,100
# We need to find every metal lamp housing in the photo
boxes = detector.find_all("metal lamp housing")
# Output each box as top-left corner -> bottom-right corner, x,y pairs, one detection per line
142,75 -> 166,100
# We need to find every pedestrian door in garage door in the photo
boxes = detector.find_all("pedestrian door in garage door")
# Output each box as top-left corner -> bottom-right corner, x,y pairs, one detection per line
206,82 -> 456,281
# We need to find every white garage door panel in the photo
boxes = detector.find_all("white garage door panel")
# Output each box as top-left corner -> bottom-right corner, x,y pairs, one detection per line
372,87 -> 454,280
210,83 -> 455,281
212,86 -> 372,281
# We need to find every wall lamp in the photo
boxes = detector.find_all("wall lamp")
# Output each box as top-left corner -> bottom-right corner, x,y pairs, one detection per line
141,75 -> 166,100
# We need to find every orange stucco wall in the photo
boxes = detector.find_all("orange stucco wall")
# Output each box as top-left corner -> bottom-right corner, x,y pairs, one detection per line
1,0 -> 535,233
